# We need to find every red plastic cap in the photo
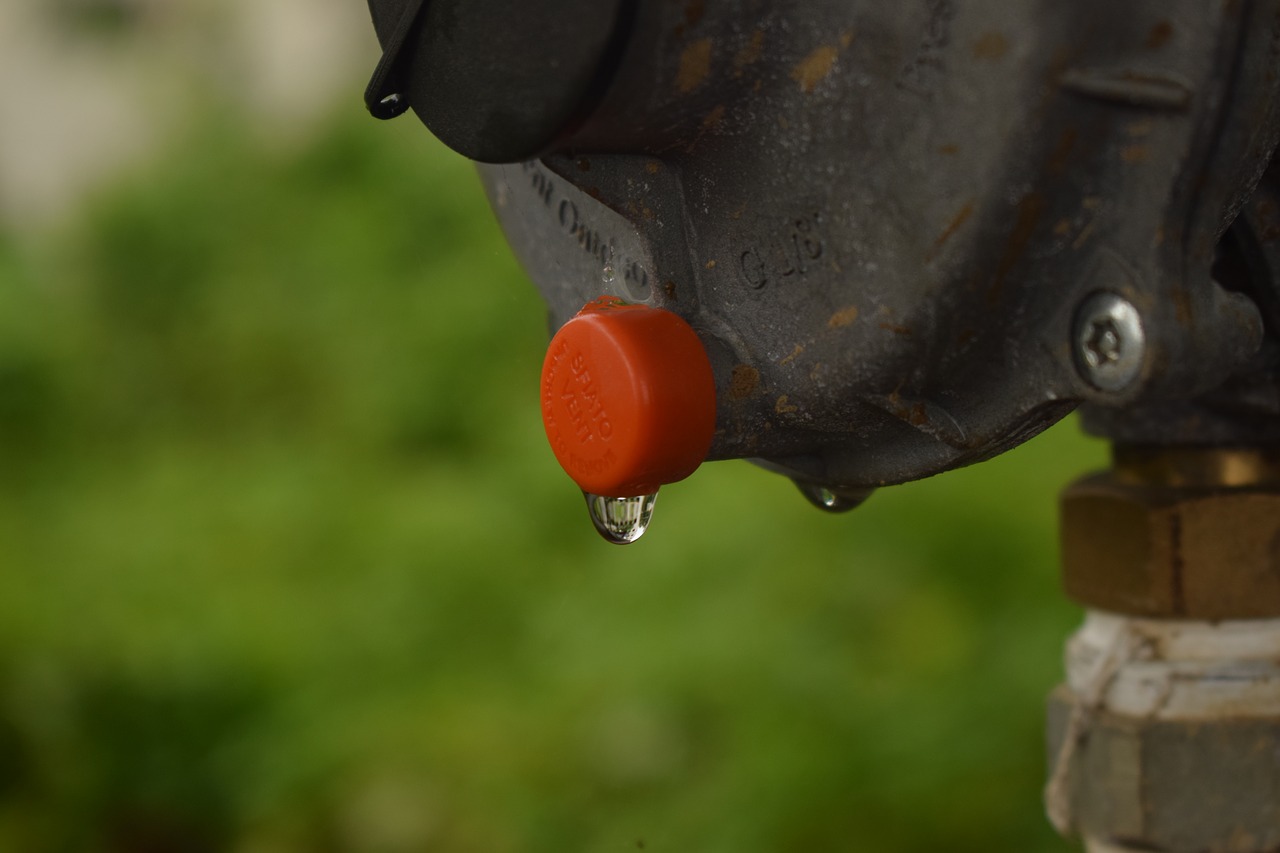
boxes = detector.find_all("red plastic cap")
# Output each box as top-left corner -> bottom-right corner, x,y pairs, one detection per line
541,297 -> 717,497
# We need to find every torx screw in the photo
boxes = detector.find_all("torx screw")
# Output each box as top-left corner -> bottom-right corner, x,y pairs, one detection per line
1073,292 -> 1145,392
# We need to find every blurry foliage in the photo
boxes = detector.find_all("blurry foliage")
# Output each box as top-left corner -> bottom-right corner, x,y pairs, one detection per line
0,97 -> 1105,852
46,0 -> 147,39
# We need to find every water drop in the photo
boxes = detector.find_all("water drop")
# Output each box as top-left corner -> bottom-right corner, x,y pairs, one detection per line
585,491 -> 657,545
602,262 -> 616,285
794,481 -> 873,514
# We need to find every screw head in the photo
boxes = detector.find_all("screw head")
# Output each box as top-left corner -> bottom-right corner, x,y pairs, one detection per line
1073,292 -> 1145,392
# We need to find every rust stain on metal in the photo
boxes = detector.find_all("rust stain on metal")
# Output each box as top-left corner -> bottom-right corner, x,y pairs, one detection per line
625,200 -> 654,223
926,200 -> 975,261
685,104 -> 727,153
775,395 -> 799,414
791,44 -> 841,93
1146,20 -> 1173,50
1048,127 -> 1077,175
779,344 -> 804,365
1126,120 -> 1154,137
733,29 -> 765,77
938,143 -> 959,155
1172,287 -> 1192,327
663,280 -> 678,301
1256,197 -> 1280,241
677,38 -> 713,93
684,0 -> 705,27
1071,219 -> 1097,251
728,365 -> 760,400
671,0 -> 705,38
705,259 -> 717,269
971,31 -> 1009,60
1121,144 -> 1150,163
644,160 -> 662,175
881,391 -> 928,427
878,321 -> 912,336
827,305 -> 860,328
989,192 -> 1044,303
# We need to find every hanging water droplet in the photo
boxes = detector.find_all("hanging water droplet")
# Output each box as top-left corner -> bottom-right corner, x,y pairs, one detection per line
794,481 -> 873,514
602,262 -> 616,286
584,491 -> 657,544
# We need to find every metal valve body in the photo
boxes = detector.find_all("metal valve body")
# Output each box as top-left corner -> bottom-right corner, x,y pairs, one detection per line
368,0 -> 1280,493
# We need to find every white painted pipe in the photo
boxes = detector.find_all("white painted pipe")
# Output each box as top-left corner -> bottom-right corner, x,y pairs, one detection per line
1065,610 -> 1280,720
1046,610 -> 1280,842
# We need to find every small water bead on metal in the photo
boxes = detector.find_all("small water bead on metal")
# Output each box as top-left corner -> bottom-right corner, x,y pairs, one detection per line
794,480 -> 873,514
584,491 -> 658,545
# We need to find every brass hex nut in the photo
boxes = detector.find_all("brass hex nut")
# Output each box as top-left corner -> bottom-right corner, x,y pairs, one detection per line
1060,473 -> 1280,619
1047,687 -> 1280,852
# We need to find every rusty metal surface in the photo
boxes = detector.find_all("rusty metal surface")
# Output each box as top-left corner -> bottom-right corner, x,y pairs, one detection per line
366,0 -> 1280,491
1060,467 -> 1280,619
1047,686 -> 1280,853
466,0 -> 1280,491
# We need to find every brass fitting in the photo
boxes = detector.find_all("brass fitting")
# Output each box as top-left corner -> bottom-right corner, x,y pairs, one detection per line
1060,446 -> 1280,619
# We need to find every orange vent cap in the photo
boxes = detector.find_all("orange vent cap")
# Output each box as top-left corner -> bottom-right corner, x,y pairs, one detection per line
540,297 -> 717,497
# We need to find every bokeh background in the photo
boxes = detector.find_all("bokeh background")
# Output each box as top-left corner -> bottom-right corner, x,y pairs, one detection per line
0,2 -> 1107,850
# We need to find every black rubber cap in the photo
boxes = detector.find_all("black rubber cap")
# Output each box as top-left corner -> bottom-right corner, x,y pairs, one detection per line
367,0 -> 628,163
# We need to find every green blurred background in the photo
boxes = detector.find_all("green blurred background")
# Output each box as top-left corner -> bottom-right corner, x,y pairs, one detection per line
0,2 -> 1106,850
